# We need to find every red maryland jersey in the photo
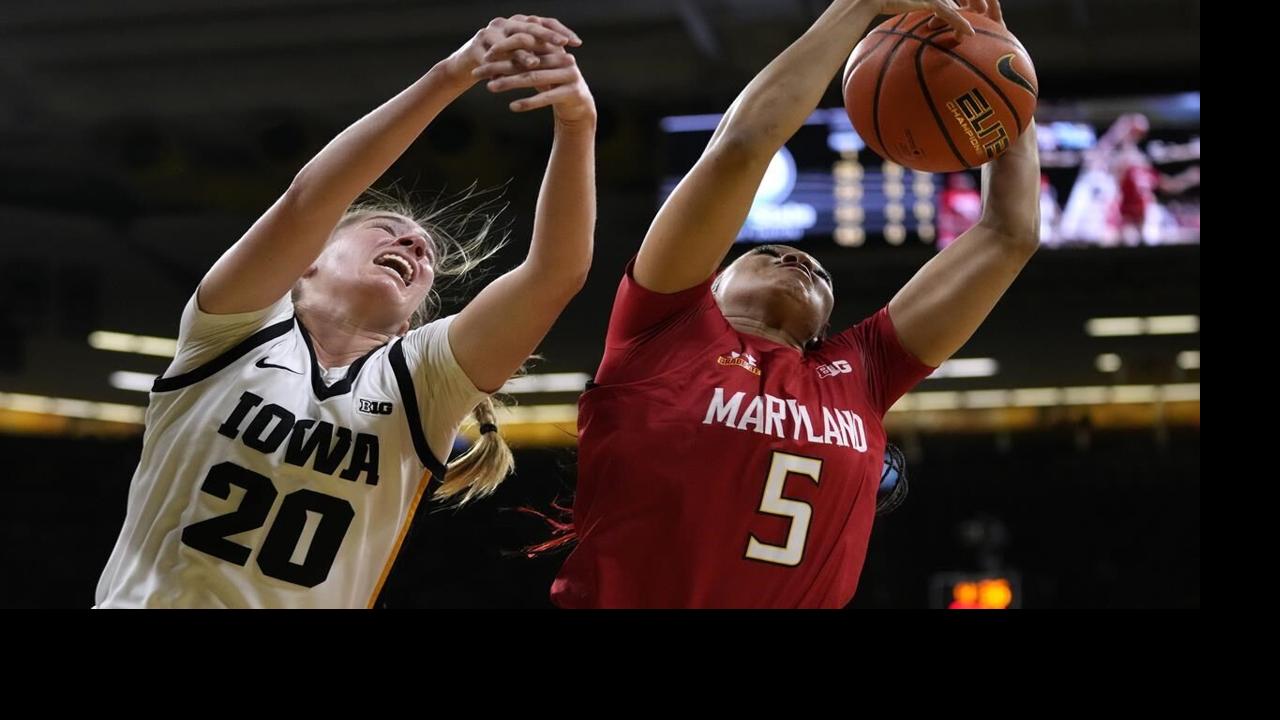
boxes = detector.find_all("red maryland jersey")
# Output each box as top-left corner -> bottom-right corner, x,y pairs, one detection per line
552,261 -> 934,608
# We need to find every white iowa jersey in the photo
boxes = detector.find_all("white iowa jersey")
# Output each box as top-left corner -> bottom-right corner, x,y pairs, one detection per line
95,294 -> 487,608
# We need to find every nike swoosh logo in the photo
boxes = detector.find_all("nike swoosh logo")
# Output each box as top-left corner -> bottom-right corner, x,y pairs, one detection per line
255,357 -> 303,374
997,53 -> 1036,96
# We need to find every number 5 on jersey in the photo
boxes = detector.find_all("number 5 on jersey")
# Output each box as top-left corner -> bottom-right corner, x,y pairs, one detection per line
745,451 -> 822,567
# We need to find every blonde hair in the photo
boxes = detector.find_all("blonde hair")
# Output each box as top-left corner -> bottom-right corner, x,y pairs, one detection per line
328,185 -> 521,506
432,392 -> 516,505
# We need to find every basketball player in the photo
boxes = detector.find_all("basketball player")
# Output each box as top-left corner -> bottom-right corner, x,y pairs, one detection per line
551,0 -> 1041,608
1109,115 -> 1201,245
95,14 -> 597,608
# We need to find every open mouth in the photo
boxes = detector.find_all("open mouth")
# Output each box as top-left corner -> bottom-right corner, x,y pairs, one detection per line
782,264 -> 812,282
373,253 -> 415,287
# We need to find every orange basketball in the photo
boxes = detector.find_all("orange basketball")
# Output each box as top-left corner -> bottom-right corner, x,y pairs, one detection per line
843,11 -> 1038,173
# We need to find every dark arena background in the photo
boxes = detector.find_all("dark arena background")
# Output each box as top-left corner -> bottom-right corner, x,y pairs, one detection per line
0,0 -> 1199,609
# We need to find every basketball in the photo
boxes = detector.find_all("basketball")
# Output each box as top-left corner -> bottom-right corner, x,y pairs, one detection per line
843,10 -> 1038,173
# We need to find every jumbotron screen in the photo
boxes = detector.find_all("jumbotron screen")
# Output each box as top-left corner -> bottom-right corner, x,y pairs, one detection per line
658,92 -> 1199,250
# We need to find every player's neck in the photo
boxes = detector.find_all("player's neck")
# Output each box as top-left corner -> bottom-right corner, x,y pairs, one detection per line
723,315 -> 805,351
295,305 -> 397,369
